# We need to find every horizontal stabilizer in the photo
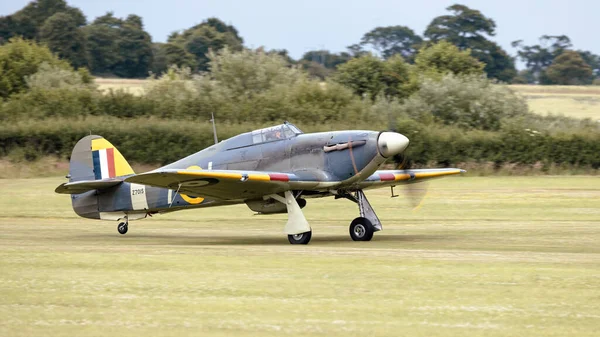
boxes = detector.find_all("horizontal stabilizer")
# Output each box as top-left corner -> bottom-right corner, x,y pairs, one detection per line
55,179 -> 123,194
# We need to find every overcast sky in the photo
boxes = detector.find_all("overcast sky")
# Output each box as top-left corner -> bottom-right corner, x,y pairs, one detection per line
2,0 -> 599,62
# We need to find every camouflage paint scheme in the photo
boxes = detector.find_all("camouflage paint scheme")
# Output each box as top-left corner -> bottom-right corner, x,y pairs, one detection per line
58,123 -> 463,225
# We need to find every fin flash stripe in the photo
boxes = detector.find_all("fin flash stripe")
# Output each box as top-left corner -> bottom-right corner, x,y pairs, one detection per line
90,138 -> 134,178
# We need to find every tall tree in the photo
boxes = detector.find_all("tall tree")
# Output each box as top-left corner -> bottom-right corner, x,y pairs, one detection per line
414,41 -> 484,78
83,12 -> 153,77
169,18 -> 243,71
0,0 -> 85,42
334,54 -> 414,99
360,25 -> 423,61
545,50 -> 593,85
39,12 -> 87,68
301,50 -> 351,69
512,35 -> 572,83
577,50 -> 600,79
425,4 -> 515,82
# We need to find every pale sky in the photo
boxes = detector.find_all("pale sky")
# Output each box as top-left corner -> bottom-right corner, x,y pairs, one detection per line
2,0 -> 599,64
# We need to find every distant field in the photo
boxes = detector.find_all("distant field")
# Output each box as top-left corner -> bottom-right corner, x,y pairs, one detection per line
510,85 -> 600,120
1,176 -> 599,336
95,79 -> 600,120
96,78 -> 146,96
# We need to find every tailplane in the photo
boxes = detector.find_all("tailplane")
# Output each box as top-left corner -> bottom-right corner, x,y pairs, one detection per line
56,136 -> 135,219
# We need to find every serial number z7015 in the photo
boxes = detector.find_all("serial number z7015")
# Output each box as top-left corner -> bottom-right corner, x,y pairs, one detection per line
132,188 -> 144,195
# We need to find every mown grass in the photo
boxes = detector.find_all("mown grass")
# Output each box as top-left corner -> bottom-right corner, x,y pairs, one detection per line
1,176 -> 599,336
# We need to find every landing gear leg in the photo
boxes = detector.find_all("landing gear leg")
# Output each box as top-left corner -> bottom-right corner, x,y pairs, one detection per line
348,190 -> 382,241
267,191 -> 312,244
117,217 -> 128,235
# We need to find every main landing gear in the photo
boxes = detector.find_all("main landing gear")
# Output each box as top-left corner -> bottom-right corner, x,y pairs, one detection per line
117,218 -> 129,235
343,190 -> 383,242
267,191 -> 312,245
268,189 -> 381,244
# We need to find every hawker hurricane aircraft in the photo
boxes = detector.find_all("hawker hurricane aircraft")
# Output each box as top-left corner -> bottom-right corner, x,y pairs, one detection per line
56,122 -> 464,244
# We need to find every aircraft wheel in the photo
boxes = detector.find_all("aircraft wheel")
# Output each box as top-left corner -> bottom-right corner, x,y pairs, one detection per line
288,230 -> 312,244
349,217 -> 374,241
117,222 -> 128,235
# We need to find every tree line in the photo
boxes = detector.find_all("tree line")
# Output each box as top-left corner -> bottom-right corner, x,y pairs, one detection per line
1,0 -> 598,84
0,38 -> 598,171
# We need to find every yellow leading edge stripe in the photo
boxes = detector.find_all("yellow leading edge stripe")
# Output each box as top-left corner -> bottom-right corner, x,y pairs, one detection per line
177,171 -> 271,181
393,169 -> 462,181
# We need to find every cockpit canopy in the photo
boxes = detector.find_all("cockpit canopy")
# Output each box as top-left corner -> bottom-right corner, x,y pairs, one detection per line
223,123 -> 303,150
251,123 -> 303,144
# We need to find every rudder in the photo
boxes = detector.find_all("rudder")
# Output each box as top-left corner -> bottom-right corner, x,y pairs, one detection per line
70,135 -> 134,182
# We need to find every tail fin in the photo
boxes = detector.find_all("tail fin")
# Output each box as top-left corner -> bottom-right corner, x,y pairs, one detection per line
69,135 -> 134,182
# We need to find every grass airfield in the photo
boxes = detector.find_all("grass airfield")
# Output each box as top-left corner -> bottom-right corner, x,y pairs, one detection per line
1,176 -> 599,336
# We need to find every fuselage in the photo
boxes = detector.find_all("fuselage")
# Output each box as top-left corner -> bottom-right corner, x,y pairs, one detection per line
73,125 -> 409,220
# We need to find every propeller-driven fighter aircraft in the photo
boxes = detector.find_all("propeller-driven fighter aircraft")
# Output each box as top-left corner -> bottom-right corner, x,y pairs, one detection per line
56,122 -> 464,244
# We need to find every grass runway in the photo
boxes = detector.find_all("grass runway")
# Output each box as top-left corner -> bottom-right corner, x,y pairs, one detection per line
1,176 -> 599,336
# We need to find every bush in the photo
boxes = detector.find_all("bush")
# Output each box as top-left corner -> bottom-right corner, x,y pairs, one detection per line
333,54 -> 415,100
414,41 -> 484,78
26,63 -> 96,90
0,37 -> 72,99
396,74 -> 529,130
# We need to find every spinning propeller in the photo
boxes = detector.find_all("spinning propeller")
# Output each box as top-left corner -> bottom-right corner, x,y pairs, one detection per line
388,131 -> 429,211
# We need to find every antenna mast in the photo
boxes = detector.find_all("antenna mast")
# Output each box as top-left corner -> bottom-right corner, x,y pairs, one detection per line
210,112 -> 218,144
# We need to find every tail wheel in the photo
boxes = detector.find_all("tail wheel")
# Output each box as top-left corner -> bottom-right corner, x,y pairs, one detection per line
349,217 -> 374,241
288,230 -> 312,244
117,222 -> 128,235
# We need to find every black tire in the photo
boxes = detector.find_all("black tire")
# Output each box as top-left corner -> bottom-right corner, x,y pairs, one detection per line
288,230 -> 312,244
349,217 -> 374,241
117,222 -> 128,235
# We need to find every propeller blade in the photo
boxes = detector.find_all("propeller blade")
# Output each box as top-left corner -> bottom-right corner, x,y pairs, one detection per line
403,181 -> 429,210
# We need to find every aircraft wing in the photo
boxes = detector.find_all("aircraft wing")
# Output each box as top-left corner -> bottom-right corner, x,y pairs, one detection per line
124,169 -> 324,201
357,168 -> 465,190
55,178 -> 123,194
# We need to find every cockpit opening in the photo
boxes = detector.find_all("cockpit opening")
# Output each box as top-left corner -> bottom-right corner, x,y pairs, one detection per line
251,123 -> 303,144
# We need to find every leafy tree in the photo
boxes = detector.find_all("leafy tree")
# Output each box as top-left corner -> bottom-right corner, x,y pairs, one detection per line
0,0 -> 85,42
301,50 -> 351,69
334,54 -> 413,99
470,40 -> 516,82
169,18 -> 243,71
299,50 -> 351,78
382,55 -> 413,99
39,12 -> 87,68
0,37 -> 71,98
360,25 -> 422,61
545,50 -> 593,85
334,55 -> 386,98
299,61 -> 330,80
512,35 -> 572,83
83,12 -> 153,77
414,41 -> 484,78
265,49 -> 295,65
398,74 -> 528,130
578,50 -> 600,78
425,4 -> 515,81
151,43 -> 197,74
346,44 -> 368,57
